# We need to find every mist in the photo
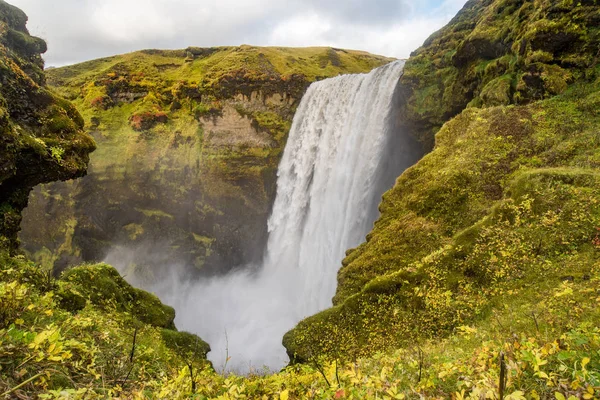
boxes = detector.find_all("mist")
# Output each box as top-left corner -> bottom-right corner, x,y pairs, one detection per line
107,61 -> 423,373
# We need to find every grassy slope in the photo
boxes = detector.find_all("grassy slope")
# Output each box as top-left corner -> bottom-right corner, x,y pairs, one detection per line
50,45 -> 392,180
281,0 -> 600,385
284,77 -> 600,361
48,46 -> 393,93
1,241 -> 598,398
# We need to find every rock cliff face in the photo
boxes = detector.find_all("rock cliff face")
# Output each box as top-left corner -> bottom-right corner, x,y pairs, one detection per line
0,6 -> 211,395
396,0 -> 600,149
18,47 -> 393,277
284,0 -> 600,362
0,0 -> 95,253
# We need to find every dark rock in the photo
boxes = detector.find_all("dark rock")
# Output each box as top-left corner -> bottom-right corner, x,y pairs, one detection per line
0,1 -> 95,252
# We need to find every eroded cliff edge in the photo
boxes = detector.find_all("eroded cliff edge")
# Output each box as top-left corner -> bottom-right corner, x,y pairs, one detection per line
0,0 -> 95,252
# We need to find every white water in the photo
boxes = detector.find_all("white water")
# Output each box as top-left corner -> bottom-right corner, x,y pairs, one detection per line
111,60 -> 412,372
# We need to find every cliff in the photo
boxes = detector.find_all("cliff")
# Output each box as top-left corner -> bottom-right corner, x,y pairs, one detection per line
0,2 -> 210,397
283,0 -> 600,363
0,0 -> 95,252
18,46 -> 393,277
397,0 -> 600,149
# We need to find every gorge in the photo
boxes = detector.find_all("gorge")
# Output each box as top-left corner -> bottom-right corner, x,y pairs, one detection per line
2,0 -> 600,398
120,60 -> 422,372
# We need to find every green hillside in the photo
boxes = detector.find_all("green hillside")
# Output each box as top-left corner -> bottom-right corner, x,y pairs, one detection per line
284,0 -> 600,365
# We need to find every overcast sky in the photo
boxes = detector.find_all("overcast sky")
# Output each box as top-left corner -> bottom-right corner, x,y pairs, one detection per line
9,0 -> 467,67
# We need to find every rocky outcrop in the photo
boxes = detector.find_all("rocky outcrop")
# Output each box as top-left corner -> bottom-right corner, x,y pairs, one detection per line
0,0 -> 95,252
19,46 -> 392,278
394,0 -> 600,150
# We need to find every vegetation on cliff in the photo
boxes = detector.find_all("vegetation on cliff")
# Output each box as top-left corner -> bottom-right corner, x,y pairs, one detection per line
19,46 -> 393,276
395,0 -> 600,149
0,0 -> 95,253
283,0 -> 600,380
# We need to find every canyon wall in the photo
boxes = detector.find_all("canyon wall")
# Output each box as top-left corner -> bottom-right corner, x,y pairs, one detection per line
19,47 -> 393,278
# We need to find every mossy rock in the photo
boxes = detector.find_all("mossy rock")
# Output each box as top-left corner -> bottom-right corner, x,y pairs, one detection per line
396,0 -> 600,148
58,263 -> 176,329
133,288 -> 176,329
160,328 -> 211,359
480,74 -> 513,106
0,0 -> 95,253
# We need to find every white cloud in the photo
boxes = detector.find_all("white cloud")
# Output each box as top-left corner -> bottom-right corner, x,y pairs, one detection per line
91,0 -> 176,42
7,0 -> 467,66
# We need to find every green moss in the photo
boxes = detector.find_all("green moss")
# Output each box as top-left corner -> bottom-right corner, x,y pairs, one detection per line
0,2 -> 95,252
160,329 -> 211,358
133,288 -> 176,329
135,208 -> 175,220
479,74 -> 513,106
396,0 -> 600,147
285,74 -> 600,361
58,263 -> 176,329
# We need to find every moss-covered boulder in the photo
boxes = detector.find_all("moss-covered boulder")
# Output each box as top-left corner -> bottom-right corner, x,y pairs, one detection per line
0,0 -> 95,253
58,263 -> 176,329
161,328 -> 211,359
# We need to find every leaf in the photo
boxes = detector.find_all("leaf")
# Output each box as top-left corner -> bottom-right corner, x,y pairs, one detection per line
555,393 -> 566,400
581,357 -> 590,369
280,389 -> 289,400
537,371 -> 549,379
505,391 -> 526,400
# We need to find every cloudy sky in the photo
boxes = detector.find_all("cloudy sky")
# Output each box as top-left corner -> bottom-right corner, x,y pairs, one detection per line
9,0 -> 467,67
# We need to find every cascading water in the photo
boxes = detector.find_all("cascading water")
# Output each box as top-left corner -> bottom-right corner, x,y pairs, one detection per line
113,60 -> 422,372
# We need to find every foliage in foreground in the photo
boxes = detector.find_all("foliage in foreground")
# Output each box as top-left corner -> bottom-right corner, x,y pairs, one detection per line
0,254 -> 209,398
1,248 -> 598,398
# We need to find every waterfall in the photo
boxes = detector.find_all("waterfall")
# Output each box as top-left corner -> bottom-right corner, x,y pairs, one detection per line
263,60 -> 407,316
120,60 -> 419,372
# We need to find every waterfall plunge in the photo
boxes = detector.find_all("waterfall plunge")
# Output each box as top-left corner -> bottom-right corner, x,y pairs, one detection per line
115,60 -> 422,372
